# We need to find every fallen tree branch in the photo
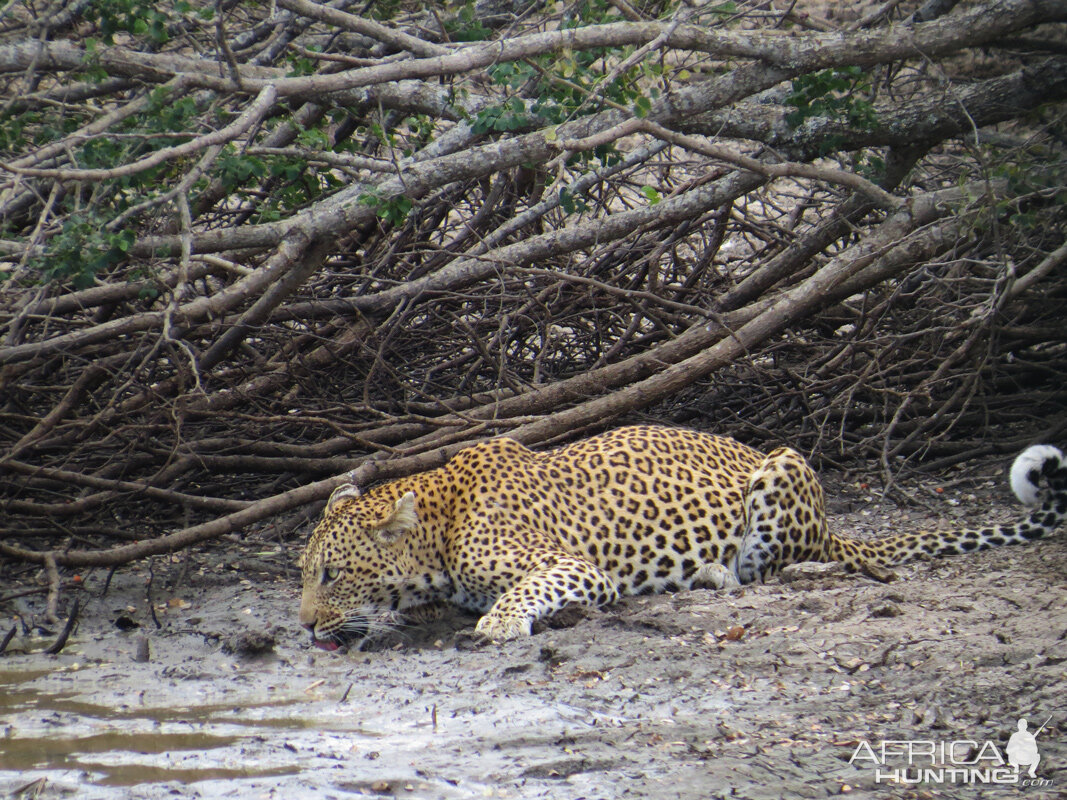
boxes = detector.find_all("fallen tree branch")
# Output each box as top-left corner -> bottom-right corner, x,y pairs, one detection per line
0,441 -> 471,567
1,84 -> 278,181
556,118 -> 902,210
0,460 -> 251,513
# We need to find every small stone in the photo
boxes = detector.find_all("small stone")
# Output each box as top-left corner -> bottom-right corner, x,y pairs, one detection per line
220,629 -> 277,657
869,604 -> 904,618
779,562 -> 847,583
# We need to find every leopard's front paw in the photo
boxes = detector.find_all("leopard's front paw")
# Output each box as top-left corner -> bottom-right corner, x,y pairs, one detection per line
474,611 -> 532,642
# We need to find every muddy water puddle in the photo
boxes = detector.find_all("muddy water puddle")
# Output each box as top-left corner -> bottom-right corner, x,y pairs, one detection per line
0,668 -> 385,792
0,652 -> 638,800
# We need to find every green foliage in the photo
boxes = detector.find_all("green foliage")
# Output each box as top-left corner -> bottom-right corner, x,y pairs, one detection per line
632,94 -> 652,118
568,143 -> 621,170
358,190 -> 414,226
458,0 -> 665,158
145,87 -> 199,134
1,84 -> 197,284
26,213 -> 135,288
994,151 -> 1067,198
4,95 -> 343,283
473,43 -> 657,152
785,67 -> 877,131
989,148 -> 1067,230
558,186 -> 589,215
217,149 -> 268,188
295,124 -> 330,151
851,150 -> 886,182
472,96 -> 532,134
443,2 -> 491,42
79,40 -> 109,83
640,185 -> 661,205
215,141 -> 340,224
403,115 -> 437,153
366,0 -> 403,22
285,51 -> 319,78
81,0 -> 209,45
559,0 -> 627,27
0,110 -> 33,154
485,61 -> 537,92
0,107 -> 84,153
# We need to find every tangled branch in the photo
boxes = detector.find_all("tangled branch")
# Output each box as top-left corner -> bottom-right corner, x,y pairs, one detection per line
1,0 -> 1065,570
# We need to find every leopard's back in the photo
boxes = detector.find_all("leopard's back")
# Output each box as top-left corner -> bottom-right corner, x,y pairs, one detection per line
443,426 -> 764,594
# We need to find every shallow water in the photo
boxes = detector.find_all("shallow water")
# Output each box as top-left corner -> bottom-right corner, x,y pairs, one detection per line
0,668 -> 391,793
0,658 -> 597,799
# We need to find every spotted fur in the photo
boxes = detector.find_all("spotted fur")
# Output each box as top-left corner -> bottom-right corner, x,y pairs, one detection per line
298,427 -> 1067,644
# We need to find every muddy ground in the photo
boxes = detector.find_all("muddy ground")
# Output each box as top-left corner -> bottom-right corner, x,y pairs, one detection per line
1,464 -> 1065,800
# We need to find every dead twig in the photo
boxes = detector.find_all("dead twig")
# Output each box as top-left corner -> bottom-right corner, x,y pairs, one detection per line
44,598 -> 80,655
0,624 -> 17,655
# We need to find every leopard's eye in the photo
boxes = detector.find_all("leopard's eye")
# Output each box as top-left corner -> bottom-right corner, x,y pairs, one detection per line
322,566 -> 341,584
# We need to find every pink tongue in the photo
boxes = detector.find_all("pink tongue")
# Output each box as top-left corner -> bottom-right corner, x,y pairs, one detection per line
313,639 -> 340,651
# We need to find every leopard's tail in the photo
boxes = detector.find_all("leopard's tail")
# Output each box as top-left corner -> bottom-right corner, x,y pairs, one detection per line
826,444 -> 1067,570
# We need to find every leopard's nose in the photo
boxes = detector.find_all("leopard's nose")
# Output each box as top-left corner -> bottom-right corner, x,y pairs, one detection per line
298,597 -> 316,629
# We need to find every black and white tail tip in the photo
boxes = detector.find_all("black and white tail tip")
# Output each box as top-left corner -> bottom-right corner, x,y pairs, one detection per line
1010,444 -> 1066,507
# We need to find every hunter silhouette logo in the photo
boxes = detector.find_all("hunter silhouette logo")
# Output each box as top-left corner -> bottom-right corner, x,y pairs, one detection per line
1006,716 -> 1050,779
849,716 -> 1054,787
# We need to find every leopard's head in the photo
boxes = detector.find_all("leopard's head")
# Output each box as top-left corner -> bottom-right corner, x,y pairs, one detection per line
298,483 -> 434,650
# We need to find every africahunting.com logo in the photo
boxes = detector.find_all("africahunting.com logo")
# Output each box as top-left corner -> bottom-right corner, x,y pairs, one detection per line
849,716 -> 1053,787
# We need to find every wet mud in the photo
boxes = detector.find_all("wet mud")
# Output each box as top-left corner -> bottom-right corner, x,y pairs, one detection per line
1,471 -> 1065,799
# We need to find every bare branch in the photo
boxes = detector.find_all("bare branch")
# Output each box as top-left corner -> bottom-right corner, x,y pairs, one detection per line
556,118 -> 903,210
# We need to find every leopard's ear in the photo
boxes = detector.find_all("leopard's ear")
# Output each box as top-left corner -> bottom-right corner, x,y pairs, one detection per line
373,491 -> 418,546
326,483 -> 361,511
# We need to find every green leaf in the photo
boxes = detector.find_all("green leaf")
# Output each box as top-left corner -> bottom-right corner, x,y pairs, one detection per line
559,188 -> 575,215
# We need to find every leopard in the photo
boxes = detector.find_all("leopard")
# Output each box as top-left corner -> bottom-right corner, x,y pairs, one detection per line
298,425 -> 1067,648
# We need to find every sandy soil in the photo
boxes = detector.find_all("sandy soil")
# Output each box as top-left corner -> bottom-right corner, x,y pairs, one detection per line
1,467 -> 1065,800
